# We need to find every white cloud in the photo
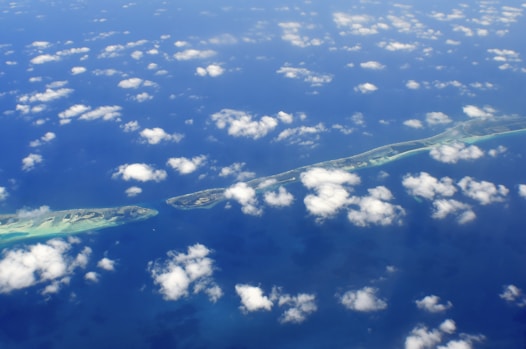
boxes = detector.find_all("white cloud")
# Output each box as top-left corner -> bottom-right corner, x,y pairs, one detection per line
462,105 -> 494,118
404,320 -> 483,349
70,66 -> 87,75
276,66 -> 333,87
499,284 -> 526,306
224,182 -> 262,216
406,80 -> 421,89
277,111 -> 294,124
457,177 -> 508,205
29,132 -> 56,147
404,119 -> 423,128
439,319 -> 457,334
0,239 -> 90,294
426,112 -> 452,125
210,109 -> 278,139
415,295 -> 453,313
22,153 -> 43,171
131,50 -> 143,60
125,186 -> 142,197
404,326 -> 442,349
97,257 -> 116,271
173,49 -> 216,60
333,13 -> 387,36
118,78 -> 143,89
219,162 -> 255,181
279,22 -> 324,48
149,244 -> 222,302
31,41 -> 51,48
354,82 -> 378,94
270,287 -> 317,324
59,104 -> 91,120
301,168 -> 360,220
20,88 -> 73,103
264,186 -> 294,207
121,120 -> 140,132
519,184 -> 526,198
196,64 -> 224,77
347,187 -> 405,227
402,172 -> 456,200
166,155 -> 206,175
30,54 -> 60,64
112,163 -> 167,182
430,142 -> 484,163
235,284 -> 273,313
378,41 -> 416,51
79,105 -> 122,121
0,187 -> 7,201
339,286 -> 387,312
276,123 -> 326,146
84,271 -> 99,283
360,61 -> 385,70
133,92 -> 153,102
431,199 -> 476,224
140,127 -> 184,144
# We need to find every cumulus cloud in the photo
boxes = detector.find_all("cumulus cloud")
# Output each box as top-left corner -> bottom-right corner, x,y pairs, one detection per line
22,153 -> 43,171
275,123 -> 326,146
432,199 -> 476,224
462,105 -> 494,118
58,104 -> 91,120
224,182 -> 262,216
112,163 -> 167,182
360,61 -> 385,70
354,82 -> 378,94
97,257 -> 116,271
196,64 -> 224,77
30,54 -> 60,64
0,239 -> 90,294
276,111 -> 294,124
121,120 -> 140,132
71,66 -> 87,75
125,186 -> 142,197
149,244 -> 222,302
404,119 -> 423,128
84,271 -> 99,283
29,132 -> 56,147
19,88 -> 73,104
378,41 -> 416,51
301,168 -> 360,220
430,142 -> 484,163
332,13 -> 387,36
166,155 -> 206,175
426,112 -> 452,125
0,187 -> 7,201
219,162 -> 255,181
416,295 -> 453,313
235,284 -> 273,313
402,172 -> 456,200
264,186 -> 294,207
339,286 -> 387,312
519,184 -> 526,198
270,287 -> 317,324
406,80 -> 420,89
118,77 -> 143,89
211,109 -> 278,139
499,284 -> 526,306
347,186 -> 405,227
457,177 -> 508,205
79,105 -> 122,121
276,66 -> 333,87
404,320 -> 484,349
139,127 -> 184,144
173,49 -> 216,60
133,92 -> 153,102
404,325 -> 442,349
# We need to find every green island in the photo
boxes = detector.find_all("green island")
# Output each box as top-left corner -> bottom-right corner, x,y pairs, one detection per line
166,115 -> 526,210
0,206 -> 158,245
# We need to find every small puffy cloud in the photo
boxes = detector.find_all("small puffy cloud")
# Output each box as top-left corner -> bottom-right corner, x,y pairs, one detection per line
30,132 -> 56,147
211,109 -> 278,140
360,61 -> 385,70
97,257 -> 116,271
22,153 -> 43,171
277,111 -> 294,124
20,88 -> 73,103
125,186 -> 142,197
264,186 -> 294,208
219,162 -> 255,181
121,120 -> 140,132
301,168 -> 360,220
118,77 -> 143,89
404,119 -> 423,128
133,92 -> 153,103
224,182 -> 262,216
457,177 -> 508,205
439,319 -> 457,334
426,112 -> 452,125
196,64 -> 224,77
71,66 -> 87,75
0,187 -> 7,201
149,244 -> 222,302
166,155 -> 206,175
276,123 -> 326,146
58,104 -> 91,120
173,49 -> 216,60
0,239 -> 90,294
488,145 -> 506,157
235,284 -> 273,313
354,82 -> 378,94
30,54 -> 60,64
339,286 -> 387,312
499,284 -> 526,306
519,184 -> 526,198
462,105 -> 494,118
84,271 -> 99,283
430,142 -> 484,163
270,287 -> 317,324
139,127 -> 184,144
402,172 -> 456,200
432,199 -> 476,224
112,163 -> 167,182
406,80 -> 420,89
276,66 -> 333,87
79,105 -> 122,121
378,41 -> 416,51
404,326 -> 442,349
347,186 -> 405,227
404,320 -> 484,349
416,295 -> 453,313
332,13 -> 387,36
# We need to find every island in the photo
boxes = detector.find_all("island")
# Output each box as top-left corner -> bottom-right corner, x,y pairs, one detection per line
166,115 -> 526,210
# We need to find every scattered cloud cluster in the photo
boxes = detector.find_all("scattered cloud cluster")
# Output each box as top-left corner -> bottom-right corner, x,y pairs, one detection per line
347,186 -> 405,227
196,64 -> 224,77
219,162 -> 255,181
415,295 -> 453,313
430,142 -> 484,164
276,66 -> 333,87
404,319 -> 484,349
22,153 -> 43,171
210,109 -> 278,139
148,244 -> 222,302
112,163 -> 167,182
499,284 -> 526,307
